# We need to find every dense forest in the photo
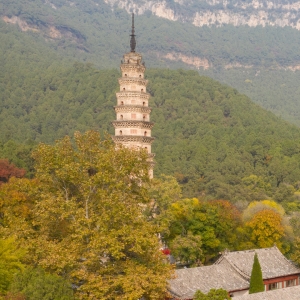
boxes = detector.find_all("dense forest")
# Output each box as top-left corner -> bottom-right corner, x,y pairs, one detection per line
1,19 -> 300,208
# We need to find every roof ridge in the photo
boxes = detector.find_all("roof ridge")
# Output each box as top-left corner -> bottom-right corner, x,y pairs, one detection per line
223,256 -> 251,281
272,245 -> 300,269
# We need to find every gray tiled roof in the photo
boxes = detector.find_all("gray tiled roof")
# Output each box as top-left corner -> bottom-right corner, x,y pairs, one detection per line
215,246 -> 300,280
168,246 -> 300,299
233,286 -> 300,300
168,260 -> 249,299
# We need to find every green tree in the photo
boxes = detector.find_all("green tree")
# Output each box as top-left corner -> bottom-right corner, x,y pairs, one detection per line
0,131 -> 172,300
249,253 -> 264,294
290,237 -> 300,266
9,268 -> 74,300
169,232 -> 203,267
0,238 -> 24,294
165,198 -> 242,262
194,288 -> 231,300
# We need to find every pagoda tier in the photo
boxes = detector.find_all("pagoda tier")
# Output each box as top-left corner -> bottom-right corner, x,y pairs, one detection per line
112,120 -> 154,129
112,136 -> 154,144
114,105 -> 152,114
116,91 -> 150,107
112,14 -> 155,178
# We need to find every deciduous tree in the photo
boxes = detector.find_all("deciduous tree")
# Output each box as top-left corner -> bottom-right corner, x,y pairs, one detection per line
0,159 -> 25,184
243,200 -> 285,222
246,209 -> 285,250
0,131 -> 172,300
0,238 -> 24,294
194,288 -> 231,300
165,198 -> 241,262
9,267 -> 74,300
169,232 -> 203,267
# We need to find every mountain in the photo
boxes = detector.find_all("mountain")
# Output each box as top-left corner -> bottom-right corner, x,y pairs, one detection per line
2,0 -> 300,127
105,0 -> 300,29
2,22 -> 300,204
3,0 -> 300,68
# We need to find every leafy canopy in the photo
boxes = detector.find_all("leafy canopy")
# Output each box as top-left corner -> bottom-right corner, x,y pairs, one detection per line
195,288 -> 231,300
0,238 -> 25,294
246,209 -> 285,251
9,267 -> 74,300
0,131 -> 172,300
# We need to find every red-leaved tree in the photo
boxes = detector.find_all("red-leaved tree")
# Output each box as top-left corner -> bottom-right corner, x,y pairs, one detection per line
0,160 -> 26,184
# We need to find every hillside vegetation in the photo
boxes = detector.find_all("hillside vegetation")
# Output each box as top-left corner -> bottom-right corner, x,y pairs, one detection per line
3,0 -> 300,68
2,22 -> 300,205
2,0 -> 300,126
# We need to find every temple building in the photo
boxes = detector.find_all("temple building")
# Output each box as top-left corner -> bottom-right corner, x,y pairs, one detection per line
168,246 -> 300,299
112,13 -> 155,178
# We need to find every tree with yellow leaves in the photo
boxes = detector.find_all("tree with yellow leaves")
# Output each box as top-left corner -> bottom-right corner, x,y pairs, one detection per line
246,209 -> 285,250
242,200 -> 285,222
0,131 -> 172,300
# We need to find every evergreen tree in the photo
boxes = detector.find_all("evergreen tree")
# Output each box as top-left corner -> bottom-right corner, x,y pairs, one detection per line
249,253 -> 265,294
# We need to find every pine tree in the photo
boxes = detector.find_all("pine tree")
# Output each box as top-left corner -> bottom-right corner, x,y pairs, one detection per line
249,253 -> 265,294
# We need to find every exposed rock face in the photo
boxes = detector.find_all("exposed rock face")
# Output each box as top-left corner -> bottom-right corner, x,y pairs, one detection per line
162,52 -> 210,70
104,0 -> 300,30
2,15 -> 85,43
2,16 -> 39,32
192,10 -> 300,29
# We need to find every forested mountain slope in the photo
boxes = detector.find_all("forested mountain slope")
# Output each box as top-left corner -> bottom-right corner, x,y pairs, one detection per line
3,0 -> 300,68
2,0 -> 300,126
2,23 -> 300,204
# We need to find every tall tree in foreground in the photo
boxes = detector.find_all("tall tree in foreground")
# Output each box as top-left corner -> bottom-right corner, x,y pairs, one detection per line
0,131 -> 172,300
249,253 -> 264,294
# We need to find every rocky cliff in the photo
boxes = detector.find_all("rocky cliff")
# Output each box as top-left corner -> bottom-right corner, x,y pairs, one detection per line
104,0 -> 300,29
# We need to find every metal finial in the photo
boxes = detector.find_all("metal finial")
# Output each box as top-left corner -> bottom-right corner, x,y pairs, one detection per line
130,13 -> 136,52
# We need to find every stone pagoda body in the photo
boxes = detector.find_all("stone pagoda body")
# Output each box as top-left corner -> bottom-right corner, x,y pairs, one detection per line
112,14 -> 155,178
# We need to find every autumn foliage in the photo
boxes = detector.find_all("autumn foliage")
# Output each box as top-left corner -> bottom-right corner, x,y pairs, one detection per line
246,209 -> 285,249
0,131 -> 172,300
0,159 -> 25,184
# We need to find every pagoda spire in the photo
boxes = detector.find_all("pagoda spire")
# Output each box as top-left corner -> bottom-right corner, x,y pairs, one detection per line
112,14 -> 155,178
130,13 -> 136,52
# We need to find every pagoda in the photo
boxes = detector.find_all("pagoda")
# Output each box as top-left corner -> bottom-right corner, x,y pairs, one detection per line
112,13 -> 155,178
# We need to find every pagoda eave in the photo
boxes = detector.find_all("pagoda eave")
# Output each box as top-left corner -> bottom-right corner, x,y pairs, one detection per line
114,106 -> 152,113
121,64 -> 146,73
116,91 -> 150,99
112,135 -> 155,144
118,78 -> 148,86
112,121 -> 154,129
